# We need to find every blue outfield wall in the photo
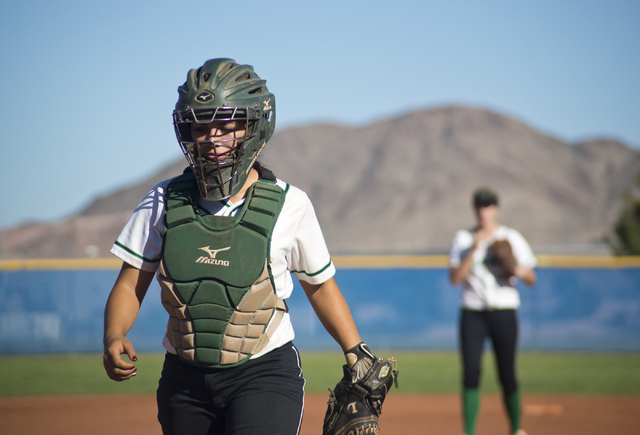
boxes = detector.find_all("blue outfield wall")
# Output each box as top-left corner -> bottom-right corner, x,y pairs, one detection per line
0,257 -> 639,354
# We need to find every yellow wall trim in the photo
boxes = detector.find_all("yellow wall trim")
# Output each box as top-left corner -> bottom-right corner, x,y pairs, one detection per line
1,255 -> 640,271
333,255 -> 640,269
0,258 -> 123,271
535,255 -> 640,268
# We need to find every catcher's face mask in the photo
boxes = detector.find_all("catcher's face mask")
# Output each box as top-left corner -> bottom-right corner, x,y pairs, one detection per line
174,107 -> 259,200
173,58 -> 276,201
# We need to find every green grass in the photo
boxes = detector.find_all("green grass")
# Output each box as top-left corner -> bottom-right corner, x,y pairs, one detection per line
1,351 -> 639,397
300,351 -> 640,395
0,353 -> 165,396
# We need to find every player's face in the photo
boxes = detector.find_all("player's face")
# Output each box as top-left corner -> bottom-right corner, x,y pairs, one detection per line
190,120 -> 246,161
474,204 -> 498,229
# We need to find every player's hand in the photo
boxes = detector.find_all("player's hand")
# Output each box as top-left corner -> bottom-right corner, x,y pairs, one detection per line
473,227 -> 493,249
103,335 -> 138,381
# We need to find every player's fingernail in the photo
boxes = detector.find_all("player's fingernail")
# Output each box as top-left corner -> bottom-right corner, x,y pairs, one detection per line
132,356 -> 138,361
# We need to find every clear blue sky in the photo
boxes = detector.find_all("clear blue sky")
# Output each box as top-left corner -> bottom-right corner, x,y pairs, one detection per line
1,0 -> 638,229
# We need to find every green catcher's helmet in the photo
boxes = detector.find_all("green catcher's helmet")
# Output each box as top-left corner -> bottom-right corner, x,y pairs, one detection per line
173,58 -> 276,201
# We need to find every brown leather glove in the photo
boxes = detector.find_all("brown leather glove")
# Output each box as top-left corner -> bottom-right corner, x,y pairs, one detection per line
488,239 -> 518,277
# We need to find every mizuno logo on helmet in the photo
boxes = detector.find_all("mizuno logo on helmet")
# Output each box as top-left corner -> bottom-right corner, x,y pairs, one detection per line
196,91 -> 214,102
263,98 -> 272,111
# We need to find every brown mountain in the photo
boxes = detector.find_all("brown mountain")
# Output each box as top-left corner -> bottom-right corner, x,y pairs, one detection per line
4,106 -> 639,259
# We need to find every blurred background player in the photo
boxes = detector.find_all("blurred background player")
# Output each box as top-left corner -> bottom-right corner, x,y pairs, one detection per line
102,58 -> 380,435
449,188 -> 537,435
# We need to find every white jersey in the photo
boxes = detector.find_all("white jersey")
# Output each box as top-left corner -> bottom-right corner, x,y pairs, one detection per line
449,225 -> 537,310
110,177 -> 336,359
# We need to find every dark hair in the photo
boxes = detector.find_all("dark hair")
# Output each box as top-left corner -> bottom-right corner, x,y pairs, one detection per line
472,188 -> 498,208
253,160 -> 276,182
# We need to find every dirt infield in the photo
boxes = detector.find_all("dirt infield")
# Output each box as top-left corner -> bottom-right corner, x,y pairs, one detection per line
2,393 -> 639,434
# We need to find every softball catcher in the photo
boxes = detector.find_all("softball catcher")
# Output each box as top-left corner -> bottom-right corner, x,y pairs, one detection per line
103,58 -> 389,435
449,188 -> 537,435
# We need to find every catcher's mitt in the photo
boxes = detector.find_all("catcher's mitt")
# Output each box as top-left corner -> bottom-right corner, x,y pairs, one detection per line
322,343 -> 399,435
488,239 -> 517,277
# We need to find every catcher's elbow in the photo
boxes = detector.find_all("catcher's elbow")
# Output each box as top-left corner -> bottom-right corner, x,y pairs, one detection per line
517,267 -> 537,286
449,269 -> 462,285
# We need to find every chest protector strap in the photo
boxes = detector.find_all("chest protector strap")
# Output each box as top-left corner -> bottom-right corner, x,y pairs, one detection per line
157,169 -> 287,368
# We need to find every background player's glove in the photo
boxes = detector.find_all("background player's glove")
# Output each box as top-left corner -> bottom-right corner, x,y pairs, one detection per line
489,239 -> 518,277
322,343 -> 398,435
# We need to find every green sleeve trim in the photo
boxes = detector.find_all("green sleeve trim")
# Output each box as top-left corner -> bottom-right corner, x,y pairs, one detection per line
114,241 -> 160,263
291,259 -> 333,277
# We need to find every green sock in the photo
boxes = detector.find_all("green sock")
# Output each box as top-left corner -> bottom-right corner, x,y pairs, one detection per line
503,390 -> 521,433
462,388 -> 480,435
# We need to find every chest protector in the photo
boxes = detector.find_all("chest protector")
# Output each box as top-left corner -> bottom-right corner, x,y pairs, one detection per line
157,169 -> 287,368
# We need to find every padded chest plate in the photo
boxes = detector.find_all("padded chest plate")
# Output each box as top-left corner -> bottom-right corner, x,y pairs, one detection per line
162,173 -> 284,285
158,172 -> 287,367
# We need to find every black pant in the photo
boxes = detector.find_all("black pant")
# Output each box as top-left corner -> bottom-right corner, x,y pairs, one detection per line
459,309 -> 518,395
157,342 -> 305,435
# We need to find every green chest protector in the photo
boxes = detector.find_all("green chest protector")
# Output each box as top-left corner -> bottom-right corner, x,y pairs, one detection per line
157,169 -> 287,368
